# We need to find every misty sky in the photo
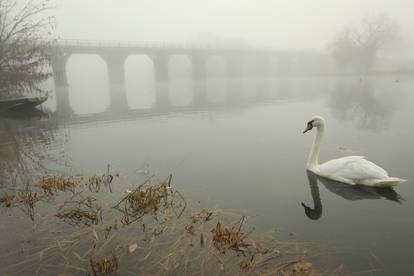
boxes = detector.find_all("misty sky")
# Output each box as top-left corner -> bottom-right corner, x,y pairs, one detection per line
55,0 -> 414,50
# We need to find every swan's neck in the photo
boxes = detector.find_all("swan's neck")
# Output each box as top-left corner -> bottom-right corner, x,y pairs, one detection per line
303,171 -> 323,220
307,125 -> 324,170
309,177 -> 322,213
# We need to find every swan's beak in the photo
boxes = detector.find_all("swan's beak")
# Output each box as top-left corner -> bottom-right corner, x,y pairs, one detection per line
303,123 -> 313,133
301,202 -> 312,216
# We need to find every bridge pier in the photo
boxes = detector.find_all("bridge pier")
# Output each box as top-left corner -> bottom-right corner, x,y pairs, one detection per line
152,54 -> 170,108
101,53 -> 129,112
256,78 -> 270,100
50,52 -> 73,116
256,56 -> 270,99
191,54 -> 207,106
226,55 -> 242,103
256,56 -> 270,78
278,55 -> 293,75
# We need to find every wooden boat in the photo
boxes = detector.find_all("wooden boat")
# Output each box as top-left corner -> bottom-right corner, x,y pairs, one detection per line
0,107 -> 47,120
0,96 -> 48,110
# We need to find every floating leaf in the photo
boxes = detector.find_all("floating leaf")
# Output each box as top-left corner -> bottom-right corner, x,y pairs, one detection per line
128,242 -> 138,253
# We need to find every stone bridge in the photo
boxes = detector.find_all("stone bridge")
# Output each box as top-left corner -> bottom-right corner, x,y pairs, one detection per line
48,39 -> 304,115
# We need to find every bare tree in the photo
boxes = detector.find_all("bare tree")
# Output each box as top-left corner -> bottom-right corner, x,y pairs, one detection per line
0,0 -> 54,97
331,15 -> 398,73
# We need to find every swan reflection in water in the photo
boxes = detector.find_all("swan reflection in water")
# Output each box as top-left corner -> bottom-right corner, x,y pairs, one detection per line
301,171 -> 403,220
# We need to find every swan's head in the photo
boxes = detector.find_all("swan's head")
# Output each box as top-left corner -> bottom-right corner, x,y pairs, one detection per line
303,116 -> 325,134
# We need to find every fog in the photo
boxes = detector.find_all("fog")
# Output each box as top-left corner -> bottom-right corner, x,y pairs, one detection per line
55,0 -> 414,53
3,1 -> 414,275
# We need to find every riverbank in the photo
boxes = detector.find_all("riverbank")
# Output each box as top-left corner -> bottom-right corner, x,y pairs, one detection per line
0,168 -> 340,275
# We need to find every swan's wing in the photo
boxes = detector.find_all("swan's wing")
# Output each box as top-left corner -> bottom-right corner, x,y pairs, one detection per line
317,156 -> 388,184
317,156 -> 365,176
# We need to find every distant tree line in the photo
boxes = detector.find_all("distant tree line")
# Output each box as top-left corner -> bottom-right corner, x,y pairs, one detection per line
0,0 -> 53,97
331,15 -> 398,74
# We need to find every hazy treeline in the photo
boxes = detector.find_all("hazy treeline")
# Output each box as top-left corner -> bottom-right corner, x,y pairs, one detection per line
331,15 -> 399,74
0,0 -> 53,97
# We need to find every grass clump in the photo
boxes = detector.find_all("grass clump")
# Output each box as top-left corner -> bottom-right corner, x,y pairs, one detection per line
38,175 -> 78,196
191,209 -> 213,223
0,192 -> 15,207
17,184 -> 39,221
88,165 -> 117,193
90,252 -> 119,276
211,217 -> 250,254
114,174 -> 175,225
55,196 -> 102,226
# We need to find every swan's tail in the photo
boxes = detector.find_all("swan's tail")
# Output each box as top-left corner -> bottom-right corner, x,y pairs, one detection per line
373,177 -> 407,188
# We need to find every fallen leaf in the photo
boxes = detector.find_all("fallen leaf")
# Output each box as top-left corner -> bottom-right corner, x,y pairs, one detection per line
92,229 -> 98,241
185,224 -> 195,235
128,242 -> 138,253
293,260 -> 313,273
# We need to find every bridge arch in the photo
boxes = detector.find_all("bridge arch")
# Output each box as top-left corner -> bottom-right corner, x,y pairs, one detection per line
125,54 -> 155,109
66,54 -> 110,114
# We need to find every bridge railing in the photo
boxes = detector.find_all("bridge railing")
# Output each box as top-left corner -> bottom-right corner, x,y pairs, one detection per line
55,39 -> 256,51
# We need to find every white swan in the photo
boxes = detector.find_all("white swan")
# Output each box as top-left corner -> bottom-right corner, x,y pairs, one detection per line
303,116 -> 406,187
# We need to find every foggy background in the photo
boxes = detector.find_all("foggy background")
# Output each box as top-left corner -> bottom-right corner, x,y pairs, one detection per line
38,0 -> 413,114
54,0 -> 414,55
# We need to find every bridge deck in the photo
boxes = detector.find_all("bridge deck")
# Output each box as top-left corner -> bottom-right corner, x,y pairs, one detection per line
52,39 -> 291,55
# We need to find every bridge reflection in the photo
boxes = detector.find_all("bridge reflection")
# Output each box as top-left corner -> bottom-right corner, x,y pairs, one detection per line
52,71 -> 288,121
54,79 -> 279,126
50,74 -> 340,124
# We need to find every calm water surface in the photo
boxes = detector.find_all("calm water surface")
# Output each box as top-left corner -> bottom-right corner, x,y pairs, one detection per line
1,74 -> 414,275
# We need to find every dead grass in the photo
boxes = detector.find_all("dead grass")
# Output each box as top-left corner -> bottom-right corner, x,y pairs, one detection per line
114,174 -> 176,225
38,175 -> 78,196
191,209 -> 213,223
55,196 -> 102,226
0,192 -> 15,207
0,172 -> 340,275
16,184 -> 39,221
90,252 -> 119,276
211,217 -> 250,254
88,164 -> 116,193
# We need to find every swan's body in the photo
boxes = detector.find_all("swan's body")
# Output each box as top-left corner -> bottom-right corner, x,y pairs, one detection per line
304,116 -> 406,187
